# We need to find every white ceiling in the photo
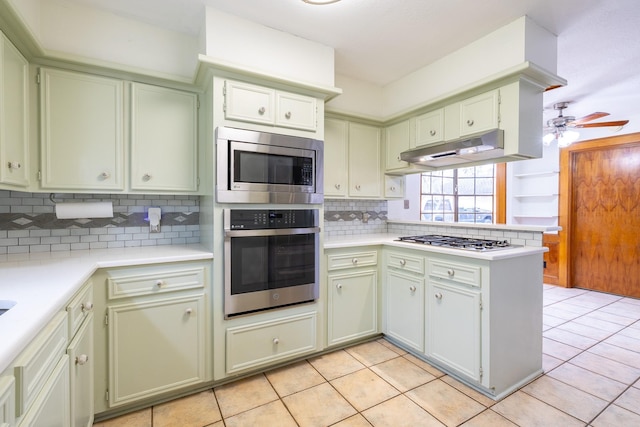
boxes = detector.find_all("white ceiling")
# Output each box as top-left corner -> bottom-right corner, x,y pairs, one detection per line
69,0 -> 640,137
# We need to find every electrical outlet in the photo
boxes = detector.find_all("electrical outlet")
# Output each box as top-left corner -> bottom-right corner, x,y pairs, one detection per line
148,207 -> 161,233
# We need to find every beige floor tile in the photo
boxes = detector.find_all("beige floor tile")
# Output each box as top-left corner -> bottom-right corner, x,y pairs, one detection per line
331,368 -> 400,411
548,301 -> 595,316
604,333 -> 640,353
543,314 -> 567,328
362,394 -> 444,427
440,375 -> 496,407
282,382 -> 357,427
546,362 -> 627,401
345,340 -> 401,366
203,421 -> 224,427
523,375 -> 607,422
265,360 -> 326,397
544,327 -> 599,349
93,408 -> 151,427
406,380 -> 485,426
153,390 -> 221,427
591,404 -> 640,427
542,337 -> 583,360
402,353 -> 445,378
370,356 -> 436,392
556,321 -> 614,341
213,374 -> 279,418
600,301 -> 640,319
570,351 -> 640,384
460,409 -> 518,427
613,386 -> 640,415
589,342 -> 640,367
618,325 -> 640,340
224,400 -> 297,427
584,310 -> 636,327
332,413 -> 373,427
376,338 -> 407,355
308,349 -> 366,380
545,306 -> 582,321
573,315 -> 626,333
542,353 -> 564,372
492,390 -> 584,427
567,293 -> 622,309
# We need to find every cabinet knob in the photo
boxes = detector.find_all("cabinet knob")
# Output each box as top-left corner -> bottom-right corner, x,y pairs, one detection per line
142,173 -> 152,181
336,283 -> 343,290
285,111 -> 292,119
155,280 -> 165,288
273,338 -> 280,345
447,269 -> 455,277
435,292 -> 443,300
335,183 -> 341,190
7,161 -> 21,170
390,186 -> 396,191
76,354 -> 89,365
185,307 -> 193,315
81,302 -> 93,312
355,184 -> 361,191
399,259 -> 406,266
429,130 -> 436,136
352,258 -> 358,265
466,119 -> 474,127
409,286 -> 416,292
100,172 -> 111,180
258,106 -> 266,115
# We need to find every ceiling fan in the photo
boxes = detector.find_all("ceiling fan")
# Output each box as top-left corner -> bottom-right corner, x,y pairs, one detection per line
543,102 -> 630,147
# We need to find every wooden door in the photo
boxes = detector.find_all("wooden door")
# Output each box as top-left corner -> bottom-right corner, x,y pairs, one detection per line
559,133 -> 640,297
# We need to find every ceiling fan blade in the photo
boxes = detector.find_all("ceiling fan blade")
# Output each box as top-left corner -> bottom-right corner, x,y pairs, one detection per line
571,112 -> 609,124
570,120 -> 629,128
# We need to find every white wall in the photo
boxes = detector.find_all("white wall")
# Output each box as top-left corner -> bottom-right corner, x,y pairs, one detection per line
387,174 -> 421,221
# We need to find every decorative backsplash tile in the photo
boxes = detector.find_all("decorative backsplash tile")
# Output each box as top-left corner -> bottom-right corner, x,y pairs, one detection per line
323,199 -> 388,237
0,191 -> 199,254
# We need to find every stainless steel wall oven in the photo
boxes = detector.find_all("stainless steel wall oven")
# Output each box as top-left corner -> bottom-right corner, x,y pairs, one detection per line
223,209 -> 320,317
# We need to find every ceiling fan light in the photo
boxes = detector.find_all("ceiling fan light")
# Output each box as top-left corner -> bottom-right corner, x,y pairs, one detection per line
557,130 -> 580,147
542,132 -> 555,146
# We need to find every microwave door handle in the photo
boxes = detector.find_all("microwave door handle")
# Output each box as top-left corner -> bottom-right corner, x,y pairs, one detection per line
224,227 -> 321,238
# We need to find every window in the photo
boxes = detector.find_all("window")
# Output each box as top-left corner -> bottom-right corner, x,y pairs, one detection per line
420,165 -> 495,223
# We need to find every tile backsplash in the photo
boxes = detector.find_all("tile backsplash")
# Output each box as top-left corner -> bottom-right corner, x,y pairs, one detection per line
0,191 -> 199,254
323,199 -> 388,237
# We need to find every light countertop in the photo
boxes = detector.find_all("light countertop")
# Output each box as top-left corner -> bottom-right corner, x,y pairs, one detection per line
0,244 -> 213,373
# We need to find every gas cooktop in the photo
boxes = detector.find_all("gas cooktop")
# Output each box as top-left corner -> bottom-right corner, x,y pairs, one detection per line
396,234 -> 515,251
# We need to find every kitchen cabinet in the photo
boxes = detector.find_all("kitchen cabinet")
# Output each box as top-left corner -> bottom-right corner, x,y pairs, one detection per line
384,120 -> 411,172
93,262 -> 209,411
383,250 -> 425,352
326,249 -> 378,346
39,67 -> 125,191
226,312 -> 317,374
224,79 -> 317,131
0,375 -> 15,426
324,117 -> 348,197
415,108 -> 444,146
458,90 -> 499,137
130,83 -> 198,192
0,31 -> 29,189
384,175 -> 404,199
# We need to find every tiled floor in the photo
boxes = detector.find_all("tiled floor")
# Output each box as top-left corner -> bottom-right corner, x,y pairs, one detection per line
94,285 -> 640,426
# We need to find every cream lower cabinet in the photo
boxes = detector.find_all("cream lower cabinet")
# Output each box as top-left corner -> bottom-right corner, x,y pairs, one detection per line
17,356 -> 70,427
0,376 -> 15,426
326,249 -> 378,346
384,250 -> 425,352
93,262 -> 209,412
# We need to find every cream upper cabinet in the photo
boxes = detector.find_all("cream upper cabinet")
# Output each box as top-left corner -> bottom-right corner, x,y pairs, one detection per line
39,68 -> 125,191
384,120 -> 411,172
348,122 -> 382,198
0,32 -> 29,188
324,118 -> 348,197
415,108 -> 444,147
224,80 -> 317,131
458,89 -> 499,137
130,83 -> 198,192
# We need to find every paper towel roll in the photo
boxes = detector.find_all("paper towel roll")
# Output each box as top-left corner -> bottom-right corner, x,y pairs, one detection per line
55,202 -> 114,219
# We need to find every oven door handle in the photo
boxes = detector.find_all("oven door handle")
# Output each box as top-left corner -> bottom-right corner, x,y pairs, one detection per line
224,227 -> 321,237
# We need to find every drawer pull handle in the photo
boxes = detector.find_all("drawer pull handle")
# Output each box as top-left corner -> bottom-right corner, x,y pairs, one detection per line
142,173 -> 152,181
399,259 -> 406,266
8,161 -> 21,170
409,286 -> 416,292
76,354 -> 89,365
81,302 -> 93,312
273,338 -> 280,345
285,111 -> 292,119
100,172 -> 111,180
185,308 -> 193,315
336,283 -> 343,290
435,292 -> 443,299
155,280 -> 165,288
258,106 -> 266,115
429,130 -> 436,136
466,119 -> 474,126
447,269 -> 455,277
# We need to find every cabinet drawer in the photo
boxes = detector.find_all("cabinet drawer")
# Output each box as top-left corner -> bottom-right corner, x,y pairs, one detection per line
428,260 -> 481,287
13,311 -> 68,417
0,376 -> 15,426
107,265 -> 205,299
66,280 -> 94,337
386,252 -> 424,275
327,251 -> 377,271
226,312 -> 317,374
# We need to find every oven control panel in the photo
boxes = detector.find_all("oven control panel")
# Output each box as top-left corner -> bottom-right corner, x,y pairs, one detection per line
227,209 -> 317,230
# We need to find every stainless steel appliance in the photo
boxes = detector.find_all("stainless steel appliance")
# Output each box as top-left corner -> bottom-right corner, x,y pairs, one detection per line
224,208 -> 320,317
396,234 -> 515,251
216,126 -> 324,204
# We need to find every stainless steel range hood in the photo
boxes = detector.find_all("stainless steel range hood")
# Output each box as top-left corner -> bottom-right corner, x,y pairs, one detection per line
400,129 -> 504,168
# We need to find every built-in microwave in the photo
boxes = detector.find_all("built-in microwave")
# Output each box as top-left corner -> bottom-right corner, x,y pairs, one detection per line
216,127 -> 324,204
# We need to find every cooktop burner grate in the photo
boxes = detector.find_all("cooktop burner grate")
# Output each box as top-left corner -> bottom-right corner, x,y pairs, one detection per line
396,234 -> 513,251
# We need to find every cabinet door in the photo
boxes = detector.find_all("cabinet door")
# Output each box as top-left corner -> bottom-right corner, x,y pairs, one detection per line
18,355 -> 70,427
276,92 -> 317,131
0,376 -> 15,426
384,175 -> 404,199
324,118 -> 348,197
224,80 -> 274,125
130,83 -> 198,192
385,270 -> 424,352
328,269 -> 377,346
348,122 -> 381,198
427,281 -> 481,381
39,68 -> 124,191
384,120 -> 410,171
108,294 -> 205,407
67,314 -> 93,427
459,90 -> 499,137
0,33 -> 29,187
415,109 -> 444,147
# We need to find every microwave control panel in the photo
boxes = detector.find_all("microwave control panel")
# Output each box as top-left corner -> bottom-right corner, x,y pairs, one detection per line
227,209 -> 317,230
